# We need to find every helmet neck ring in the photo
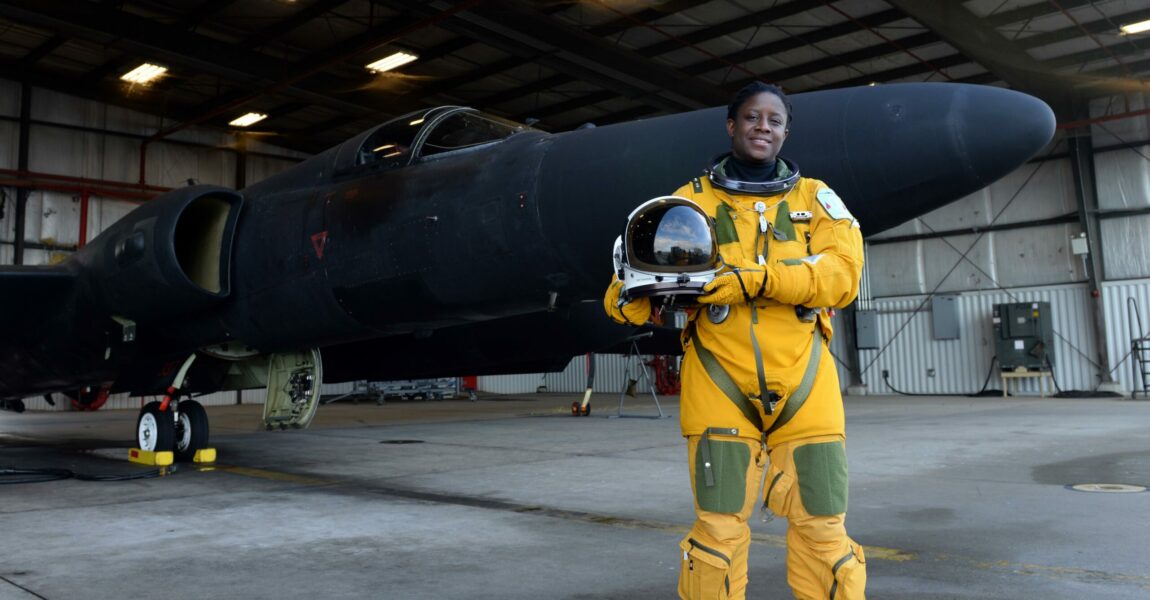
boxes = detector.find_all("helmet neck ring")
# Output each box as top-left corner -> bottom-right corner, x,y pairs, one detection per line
709,156 -> 800,196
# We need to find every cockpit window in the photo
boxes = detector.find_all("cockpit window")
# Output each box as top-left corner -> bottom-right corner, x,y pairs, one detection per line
351,107 -> 526,171
417,110 -> 524,158
355,109 -> 432,168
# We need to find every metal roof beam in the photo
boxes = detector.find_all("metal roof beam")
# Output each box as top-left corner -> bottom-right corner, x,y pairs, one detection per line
884,0 -> 1075,116
0,1 -> 428,131
392,0 -> 727,111
681,8 -> 910,80
737,31 -> 941,89
637,0 -> 825,57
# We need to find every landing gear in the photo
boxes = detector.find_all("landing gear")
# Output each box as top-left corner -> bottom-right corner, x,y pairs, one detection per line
129,354 -> 216,465
174,399 -> 209,462
136,401 -> 174,452
263,349 -> 323,430
134,398 -> 210,463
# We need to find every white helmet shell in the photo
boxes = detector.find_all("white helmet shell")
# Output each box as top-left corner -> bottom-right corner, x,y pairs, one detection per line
616,195 -> 720,302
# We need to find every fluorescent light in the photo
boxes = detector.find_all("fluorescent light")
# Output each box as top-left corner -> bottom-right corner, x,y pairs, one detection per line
229,112 -> 268,127
365,51 -> 419,73
121,63 -> 167,84
409,118 -> 425,126
372,144 -> 396,152
1121,19 -> 1150,34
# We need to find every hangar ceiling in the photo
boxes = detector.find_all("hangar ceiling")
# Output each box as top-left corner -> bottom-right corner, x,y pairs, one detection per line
0,0 -> 1148,155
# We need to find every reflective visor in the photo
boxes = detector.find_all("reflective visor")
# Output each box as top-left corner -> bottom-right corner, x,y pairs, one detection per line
626,200 -> 717,274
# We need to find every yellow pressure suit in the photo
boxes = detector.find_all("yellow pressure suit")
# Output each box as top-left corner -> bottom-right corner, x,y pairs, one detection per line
605,170 -> 866,599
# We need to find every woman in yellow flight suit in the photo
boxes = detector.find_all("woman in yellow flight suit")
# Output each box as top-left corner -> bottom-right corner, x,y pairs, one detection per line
605,81 -> 867,599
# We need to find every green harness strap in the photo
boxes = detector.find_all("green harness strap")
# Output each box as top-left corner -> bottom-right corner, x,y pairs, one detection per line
767,326 -> 824,436
691,327 -> 763,432
690,324 -> 824,437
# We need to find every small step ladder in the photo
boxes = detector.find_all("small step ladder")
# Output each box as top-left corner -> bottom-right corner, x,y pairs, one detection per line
1133,337 -> 1150,399
1128,298 -> 1150,398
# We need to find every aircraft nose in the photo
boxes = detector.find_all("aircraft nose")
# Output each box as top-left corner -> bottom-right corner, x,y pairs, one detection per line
784,83 -> 1057,235
952,85 -> 1056,188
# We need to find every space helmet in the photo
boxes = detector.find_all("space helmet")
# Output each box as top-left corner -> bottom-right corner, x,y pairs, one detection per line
613,196 -> 721,302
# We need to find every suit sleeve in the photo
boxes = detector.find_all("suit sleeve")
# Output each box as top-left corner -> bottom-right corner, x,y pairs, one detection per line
603,275 -> 653,325
763,182 -> 864,309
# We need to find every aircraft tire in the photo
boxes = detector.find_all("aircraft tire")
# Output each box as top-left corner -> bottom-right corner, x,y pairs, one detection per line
174,400 -> 209,462
137,401 -> 174,452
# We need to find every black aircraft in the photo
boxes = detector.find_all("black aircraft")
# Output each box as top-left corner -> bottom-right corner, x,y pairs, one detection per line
0,83 -> 1054,458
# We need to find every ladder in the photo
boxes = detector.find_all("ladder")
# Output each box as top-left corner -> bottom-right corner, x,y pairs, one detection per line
1128,298 -> 1150,398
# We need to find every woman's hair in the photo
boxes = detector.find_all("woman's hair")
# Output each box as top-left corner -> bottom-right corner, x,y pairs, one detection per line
727,81 -> 792,125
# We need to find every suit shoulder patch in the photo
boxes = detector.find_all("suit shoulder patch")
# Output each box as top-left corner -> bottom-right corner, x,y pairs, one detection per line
815,187 -> 853,220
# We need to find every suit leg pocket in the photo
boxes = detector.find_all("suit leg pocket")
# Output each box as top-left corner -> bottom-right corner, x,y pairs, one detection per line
762,461 -> 796,518
678,537 -> 731,600
829,542 -> 867,600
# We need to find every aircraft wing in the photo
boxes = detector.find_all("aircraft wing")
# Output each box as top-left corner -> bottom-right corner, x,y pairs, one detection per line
0,265 -> 75,326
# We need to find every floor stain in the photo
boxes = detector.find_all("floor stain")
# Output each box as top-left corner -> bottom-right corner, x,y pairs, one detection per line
1031,450 -> 1150,486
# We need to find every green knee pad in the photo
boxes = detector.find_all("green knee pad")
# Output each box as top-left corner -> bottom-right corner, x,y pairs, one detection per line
794,441 -> 849,516
695,439 -> 751,514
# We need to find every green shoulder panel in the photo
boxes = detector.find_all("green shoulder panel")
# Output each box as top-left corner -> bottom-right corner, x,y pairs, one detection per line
714,203 -> 738,246
773,200 -> 795,242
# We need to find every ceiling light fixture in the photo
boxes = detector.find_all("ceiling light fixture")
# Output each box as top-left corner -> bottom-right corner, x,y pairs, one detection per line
121,63 -> 168,84
1120,18 -> 1150,35
365,51 -> 419,73
229,112 -> 268,127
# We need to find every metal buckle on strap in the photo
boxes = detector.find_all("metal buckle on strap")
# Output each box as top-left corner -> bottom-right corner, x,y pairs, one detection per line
699,429 -> 716,488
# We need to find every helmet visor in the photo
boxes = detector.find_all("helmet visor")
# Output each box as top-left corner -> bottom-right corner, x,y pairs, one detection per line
626,202 -> 717,273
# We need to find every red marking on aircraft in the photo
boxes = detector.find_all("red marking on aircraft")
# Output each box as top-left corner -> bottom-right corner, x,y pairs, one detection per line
311,231 -> 329,259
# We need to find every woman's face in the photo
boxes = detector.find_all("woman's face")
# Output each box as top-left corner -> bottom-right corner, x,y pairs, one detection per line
726,92 -> 789,164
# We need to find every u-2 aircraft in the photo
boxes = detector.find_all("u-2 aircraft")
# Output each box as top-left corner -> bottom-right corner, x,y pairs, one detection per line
0,83 -> 1055,458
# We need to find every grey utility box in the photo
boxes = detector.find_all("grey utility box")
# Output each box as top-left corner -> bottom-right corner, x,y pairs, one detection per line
992,302 -> 1054,370
856,309 -> 879,349
932,295 -> 960,340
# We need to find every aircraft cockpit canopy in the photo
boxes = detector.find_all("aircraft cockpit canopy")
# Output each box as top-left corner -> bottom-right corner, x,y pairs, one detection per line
353,107 -> 527,171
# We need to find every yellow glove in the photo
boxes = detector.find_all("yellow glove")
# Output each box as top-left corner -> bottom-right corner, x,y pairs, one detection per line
697,269 -> 767,305
603,276 -> 651,326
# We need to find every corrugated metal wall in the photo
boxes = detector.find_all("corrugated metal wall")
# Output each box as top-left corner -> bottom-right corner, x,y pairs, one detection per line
479,352 -> 660,395
856,283 -> 1099,395
864,154 -> 1084,297
1100,278 -> 1150,393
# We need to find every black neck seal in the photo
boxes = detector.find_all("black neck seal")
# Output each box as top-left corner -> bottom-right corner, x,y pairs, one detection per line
708,154 -> 800,196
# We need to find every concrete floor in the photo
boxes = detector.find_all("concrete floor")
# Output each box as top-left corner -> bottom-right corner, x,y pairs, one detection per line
1,392 -> 1148,599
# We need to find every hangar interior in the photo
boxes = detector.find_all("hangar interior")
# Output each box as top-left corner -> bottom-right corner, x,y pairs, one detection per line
1,0 -> 1150,408
4,4 -> 1150,600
